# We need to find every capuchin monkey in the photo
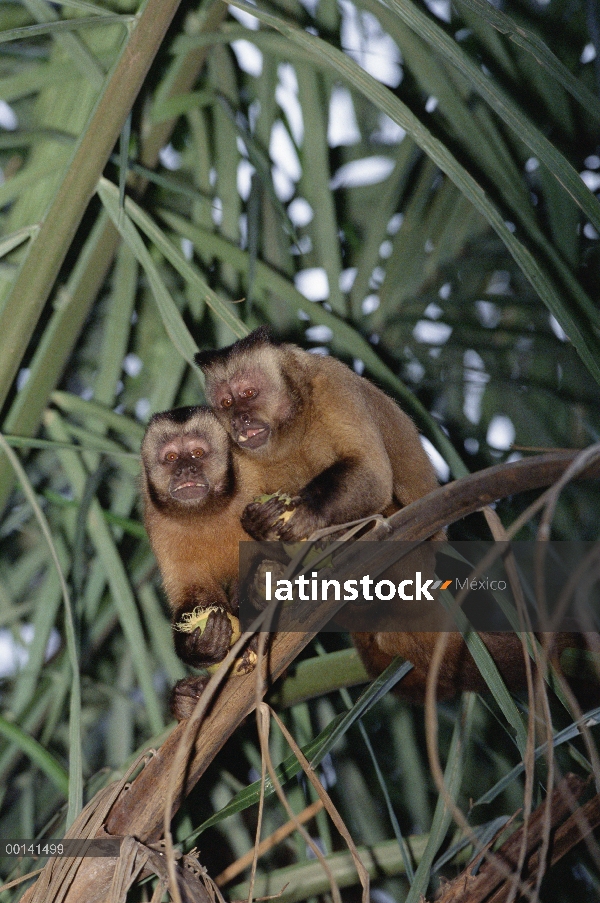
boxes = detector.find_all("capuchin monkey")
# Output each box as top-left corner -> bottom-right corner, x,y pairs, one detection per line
195,328 -> 600,704
141,405 -> 257,719
194,328 -> 453,700
195,326 -> 439,541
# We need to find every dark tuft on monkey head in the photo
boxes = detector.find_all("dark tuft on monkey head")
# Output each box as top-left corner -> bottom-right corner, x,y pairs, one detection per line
195,326 -> 277,373
195,329 -> 306,455
147,405 -> 204,428
141,406 -> 234,514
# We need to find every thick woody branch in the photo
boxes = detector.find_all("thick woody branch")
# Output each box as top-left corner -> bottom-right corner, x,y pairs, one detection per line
105,448 -> 600,842
435,773 -> 600,903
373,449 -> 600,542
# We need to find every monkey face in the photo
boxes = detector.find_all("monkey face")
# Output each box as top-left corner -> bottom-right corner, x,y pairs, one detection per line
141,406 -> 233,511
209,366 -> 296,450
161,435 -> 211,501
212,371 -> 272,448
196,329 -> 299,452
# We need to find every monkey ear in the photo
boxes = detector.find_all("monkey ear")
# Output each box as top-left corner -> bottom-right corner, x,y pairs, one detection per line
195,326 -> 276,371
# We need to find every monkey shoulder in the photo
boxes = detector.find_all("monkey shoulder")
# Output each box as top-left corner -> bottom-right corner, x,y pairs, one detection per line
306,358 -> 391,455
305,354 -> 393,418
306,355 -> 439,503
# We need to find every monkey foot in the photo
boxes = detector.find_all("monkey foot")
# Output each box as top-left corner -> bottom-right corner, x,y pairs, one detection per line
170,675 -> 211,721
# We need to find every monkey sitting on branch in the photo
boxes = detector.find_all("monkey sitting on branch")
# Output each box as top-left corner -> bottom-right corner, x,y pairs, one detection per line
193,327 -> 452,700
141,405 -> 258,720
195,327 -> 599,703
194,326 -> 439,542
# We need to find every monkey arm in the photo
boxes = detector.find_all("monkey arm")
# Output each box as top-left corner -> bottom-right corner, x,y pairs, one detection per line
242,455 -> 392,541
242,380 -> 395,541
170,580 -> 258,720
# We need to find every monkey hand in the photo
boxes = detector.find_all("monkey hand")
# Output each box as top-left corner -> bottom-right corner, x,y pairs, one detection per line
242,492 -> 309,541
173,607 -> 235,668
170,675 -> 211,720
250,559 -> 289,609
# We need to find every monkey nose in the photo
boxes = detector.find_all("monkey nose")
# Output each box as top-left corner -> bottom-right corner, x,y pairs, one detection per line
241,413 -> 251,425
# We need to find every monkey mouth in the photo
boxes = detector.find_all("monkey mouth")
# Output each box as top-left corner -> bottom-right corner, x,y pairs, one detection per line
236,426 -> 270,449
170,481 -> 209,501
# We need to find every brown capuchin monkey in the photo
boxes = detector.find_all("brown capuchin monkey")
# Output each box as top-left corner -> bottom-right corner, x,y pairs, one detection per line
141,405 -> 257,719
195,326 -> 439,541
195,328 -> 599,704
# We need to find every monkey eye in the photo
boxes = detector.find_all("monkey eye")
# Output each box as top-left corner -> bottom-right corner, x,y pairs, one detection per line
221,396 -> 233,408
241,387 -> 257,399
164,451 -> 178,463
191,447 -> 205,458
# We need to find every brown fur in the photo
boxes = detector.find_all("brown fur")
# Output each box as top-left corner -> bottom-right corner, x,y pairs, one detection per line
196,327 -> 438,539
196,330 -> 600,704
141,405 -> 258,718
353,630 -> 600,704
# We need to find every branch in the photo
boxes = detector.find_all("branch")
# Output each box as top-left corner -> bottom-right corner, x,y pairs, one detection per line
21,448 -> 600,900
435,773 -> 600,903
373,449 -> 600,541
106,448 -> 600,841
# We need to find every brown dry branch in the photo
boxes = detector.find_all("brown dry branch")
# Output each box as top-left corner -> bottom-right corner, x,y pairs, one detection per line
214,800 -> 324,887
266,703 -> 371,902
19,447 -> 600,902
11,753 -> 213,903
424,508 -> 541,903
483,508 -> 538,903
424,446 -> 600,902
254,704 -> 344,903
435,773 -> 600,903
372,448 -> 600,542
